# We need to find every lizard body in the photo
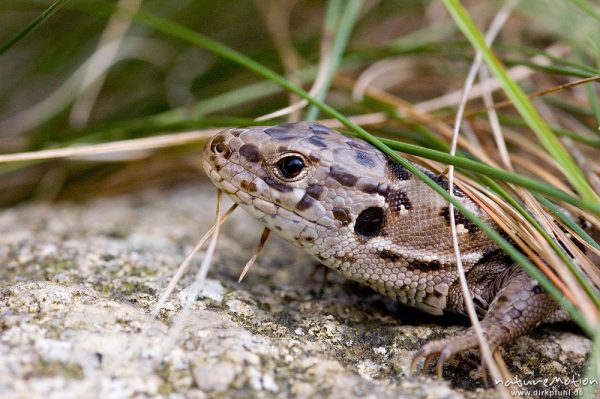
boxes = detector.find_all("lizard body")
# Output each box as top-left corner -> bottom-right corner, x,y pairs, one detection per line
200,121 -> 572,369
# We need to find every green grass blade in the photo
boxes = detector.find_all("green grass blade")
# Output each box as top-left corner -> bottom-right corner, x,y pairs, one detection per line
503,58 -> 597,79
0,0 -> 70,57
585,80 -> 600,126
497,114 -> 600,148
497,44 -> 600,76
306,0 -> 363,120
572,0 -> 600,22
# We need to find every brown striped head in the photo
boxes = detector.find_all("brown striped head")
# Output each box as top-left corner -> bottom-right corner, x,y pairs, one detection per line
200,122 -> 392,249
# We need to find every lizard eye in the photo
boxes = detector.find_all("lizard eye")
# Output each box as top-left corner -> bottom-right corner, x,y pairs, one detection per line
277,155 -> 305,179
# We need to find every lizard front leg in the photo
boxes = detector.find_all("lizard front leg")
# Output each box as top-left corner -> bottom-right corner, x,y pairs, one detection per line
412,267 -> 569,376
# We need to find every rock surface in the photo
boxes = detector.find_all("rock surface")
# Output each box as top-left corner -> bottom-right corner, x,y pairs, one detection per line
0,184 -> 591,398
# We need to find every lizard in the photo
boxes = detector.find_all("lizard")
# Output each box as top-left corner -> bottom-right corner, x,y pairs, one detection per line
200,120 -> 583,374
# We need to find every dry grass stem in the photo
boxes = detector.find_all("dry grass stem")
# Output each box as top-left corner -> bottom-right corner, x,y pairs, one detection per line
238,227 -> 271,283
0,130 -> 218,163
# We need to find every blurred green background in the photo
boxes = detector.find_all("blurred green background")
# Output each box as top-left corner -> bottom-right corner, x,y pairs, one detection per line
0,0 -> 598,205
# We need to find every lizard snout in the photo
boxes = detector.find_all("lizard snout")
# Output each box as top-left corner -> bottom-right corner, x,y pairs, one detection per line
205,133 -> 231,159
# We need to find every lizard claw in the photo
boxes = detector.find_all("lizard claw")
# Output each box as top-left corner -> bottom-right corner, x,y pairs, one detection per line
435,347 -> 457,378
411,339 -> 457,379
410,329 -> 483,378
409,349 -> 434,375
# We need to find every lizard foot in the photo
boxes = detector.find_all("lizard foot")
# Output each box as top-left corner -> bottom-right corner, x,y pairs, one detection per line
410,328 -> 489,378
410,269 -> 565,378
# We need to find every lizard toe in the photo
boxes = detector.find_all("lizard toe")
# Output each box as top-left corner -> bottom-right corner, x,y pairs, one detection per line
411,330 -> 482,376
435,346 -> 458,378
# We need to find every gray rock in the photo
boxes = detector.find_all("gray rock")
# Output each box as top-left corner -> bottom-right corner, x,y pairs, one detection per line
0,185 -> 590,398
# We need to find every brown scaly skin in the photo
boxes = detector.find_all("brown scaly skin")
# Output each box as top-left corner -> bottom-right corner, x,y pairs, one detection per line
200,121 -> 571,375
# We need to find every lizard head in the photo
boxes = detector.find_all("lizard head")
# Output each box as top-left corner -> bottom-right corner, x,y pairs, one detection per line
201,122 -> 392,258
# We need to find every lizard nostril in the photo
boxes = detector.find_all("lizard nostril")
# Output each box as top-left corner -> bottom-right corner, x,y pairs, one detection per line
210,137 -> 229,155
214,143 -> 225,153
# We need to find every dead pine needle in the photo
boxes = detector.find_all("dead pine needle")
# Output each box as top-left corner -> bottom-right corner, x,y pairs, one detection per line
238,227 -> 271,283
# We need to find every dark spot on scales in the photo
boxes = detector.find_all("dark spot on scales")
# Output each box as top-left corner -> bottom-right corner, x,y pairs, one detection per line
475,249 -> 505,266
239,144 -> 261,162
240,180 -> 257,192
409,259 -> 443,272
471,249 -> 513,270
334,255 -> 357,262
332,207 -> 352,225
387,159 -> 411,180
264,126 -> 296,140
330,165 -> 358,187
306,185 -> 325,200
378,249 -> 401,262
229,129 -> 242,137
439,206 -> 478,234
308,153 -> 321,163
295,193 -> 315,211
354,207 -> 385,237
532,285 -> 543,294
355,151 -> 376,168
423,170 -> 465,197
308,135 -> 328,148
358,182 -> 377,193
263,176 -> 293,192
308,123 -> 331,135
347,140 -> 371,151
386,189 -> 412,212
358,181 -> 389,196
